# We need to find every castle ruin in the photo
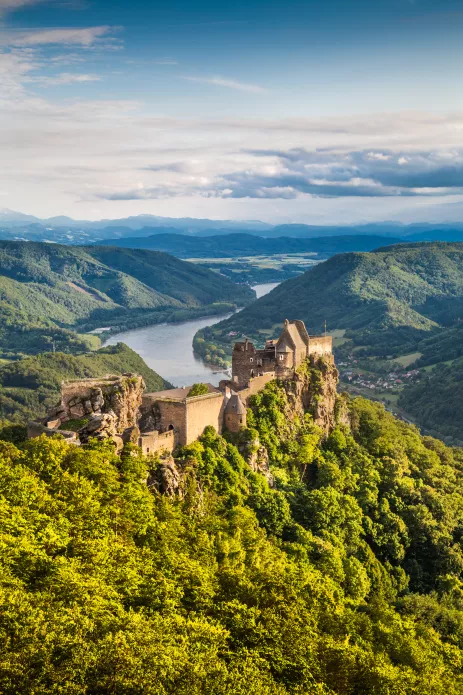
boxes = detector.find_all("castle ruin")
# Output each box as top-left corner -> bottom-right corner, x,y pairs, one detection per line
29,319 -> 332,455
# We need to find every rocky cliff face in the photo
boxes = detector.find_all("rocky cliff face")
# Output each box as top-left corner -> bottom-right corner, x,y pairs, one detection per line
46,374 -> 145,449
283,354 -> 343,437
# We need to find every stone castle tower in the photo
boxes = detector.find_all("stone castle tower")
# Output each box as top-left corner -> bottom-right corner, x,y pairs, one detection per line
231,318 -> 332,388
224,393 -> 247,432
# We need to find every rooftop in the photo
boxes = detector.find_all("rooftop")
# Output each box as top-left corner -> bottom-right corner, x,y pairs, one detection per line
225,394 -> 246,415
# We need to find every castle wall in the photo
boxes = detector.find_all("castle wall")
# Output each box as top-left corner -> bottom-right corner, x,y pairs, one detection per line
236,372 -> 276,405
185,392 -> 224,443
138,429 -> 175,456
141,391 -> 224,447
232,341 -> 257,388
308,336 -> 333,356
154,400 -> 187,446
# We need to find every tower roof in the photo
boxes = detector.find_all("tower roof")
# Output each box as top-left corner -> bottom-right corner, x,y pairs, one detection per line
225,394 -> 246,415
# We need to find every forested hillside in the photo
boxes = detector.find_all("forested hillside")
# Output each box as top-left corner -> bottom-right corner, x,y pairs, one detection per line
199,243 -> 463,359
0,241 -> 253,356
194,242 -> 463,364
399,357 -> 463,440
1,371 -> 463,693
0,343 -> 171,427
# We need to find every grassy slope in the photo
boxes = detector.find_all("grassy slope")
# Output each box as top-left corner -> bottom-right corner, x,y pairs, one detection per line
0,342 -> 171,424
0,241 -> 254,355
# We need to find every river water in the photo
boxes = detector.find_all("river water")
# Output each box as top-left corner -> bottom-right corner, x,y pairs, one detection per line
103,282 -> 279,387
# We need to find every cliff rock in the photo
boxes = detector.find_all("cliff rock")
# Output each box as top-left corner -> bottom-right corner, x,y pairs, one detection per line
47,373 -> 145,449
284,355 -> 340,436
147,456 -> 182,496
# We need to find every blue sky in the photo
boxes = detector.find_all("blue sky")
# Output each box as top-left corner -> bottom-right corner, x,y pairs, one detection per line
1,0 -> 463,223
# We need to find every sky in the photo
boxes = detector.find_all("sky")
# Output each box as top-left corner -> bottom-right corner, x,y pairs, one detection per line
2,0 -> 463,223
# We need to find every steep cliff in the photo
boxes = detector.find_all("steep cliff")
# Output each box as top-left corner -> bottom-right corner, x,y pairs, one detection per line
284,354 -> 342,436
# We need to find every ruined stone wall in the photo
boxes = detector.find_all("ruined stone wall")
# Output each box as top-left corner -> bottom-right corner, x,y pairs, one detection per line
308,336 -> 332,356
237,372 -> 276,405
185,392 -> 224,444
57,375 -> 145,432
138,429 -> 175,456
154,400 -> 187,446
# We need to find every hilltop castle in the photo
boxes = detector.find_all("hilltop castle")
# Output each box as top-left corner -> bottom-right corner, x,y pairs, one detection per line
29,320 -> 332,454
232,318 -> 332,388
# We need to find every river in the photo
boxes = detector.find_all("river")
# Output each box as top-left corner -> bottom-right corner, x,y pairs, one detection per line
103,282 -> 279,387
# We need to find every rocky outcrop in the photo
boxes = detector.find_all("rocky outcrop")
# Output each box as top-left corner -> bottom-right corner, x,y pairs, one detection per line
284,354 -> 340,436
52,374 -> 145,427
239,433 -> 274,486
43,374 -> 145,449
147,455 -> 182,496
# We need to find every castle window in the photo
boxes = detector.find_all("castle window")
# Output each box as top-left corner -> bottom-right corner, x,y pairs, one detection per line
279,354 -> 284,361
249,357 -> 254,363
168,424 -> 174,431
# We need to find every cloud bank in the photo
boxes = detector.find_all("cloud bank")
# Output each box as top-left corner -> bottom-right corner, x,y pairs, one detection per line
1,0 -> 463,222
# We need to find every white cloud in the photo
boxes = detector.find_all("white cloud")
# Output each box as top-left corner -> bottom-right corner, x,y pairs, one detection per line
0,25 -> 119,48
182,75 -> 268,94
0,0 -> 45,17
2,45 -> 463,222
33,71 -> 101,86
367,152 -> 390,160
0,48 -> 36,98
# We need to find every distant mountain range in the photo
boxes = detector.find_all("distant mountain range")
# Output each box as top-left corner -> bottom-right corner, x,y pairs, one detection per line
3,208 -> 463,244
99,233 -> 404,257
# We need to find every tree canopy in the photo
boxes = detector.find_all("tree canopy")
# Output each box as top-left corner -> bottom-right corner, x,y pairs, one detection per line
1,376 -> 463,693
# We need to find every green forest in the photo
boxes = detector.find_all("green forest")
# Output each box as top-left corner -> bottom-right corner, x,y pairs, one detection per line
399,356 -> 463,440
0,343 -> 170,426
1,368 -> 463,693
0,241 -> 254,357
